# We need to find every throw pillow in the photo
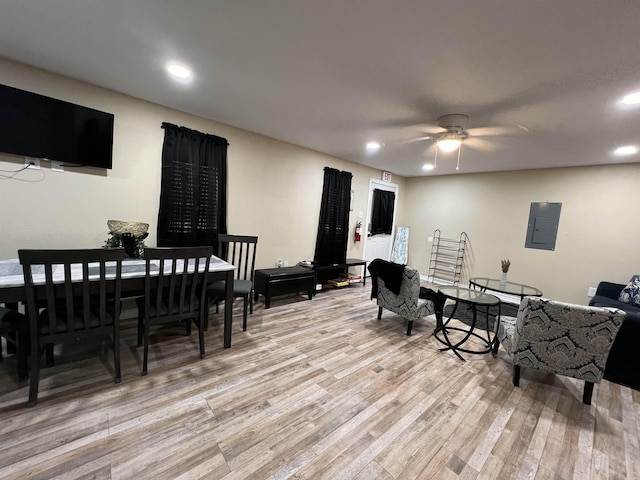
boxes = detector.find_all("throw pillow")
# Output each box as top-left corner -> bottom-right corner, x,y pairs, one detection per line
619,276 -> 640,307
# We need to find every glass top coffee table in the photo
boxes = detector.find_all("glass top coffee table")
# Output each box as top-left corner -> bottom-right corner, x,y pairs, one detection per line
434,286 -> 501,361
468,277 -> 542,299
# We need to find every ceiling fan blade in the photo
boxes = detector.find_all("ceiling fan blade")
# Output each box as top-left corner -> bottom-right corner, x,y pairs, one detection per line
463,137 -> 501,152
380,134 -> 432,148
404,135 -> 434,144
411,123 -> 446,135
418,124 -> 446,135
399,124 -> 447,145
466,126 -> 524,137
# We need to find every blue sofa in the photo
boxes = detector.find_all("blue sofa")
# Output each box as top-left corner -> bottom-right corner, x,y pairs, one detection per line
589,278 -> 640,391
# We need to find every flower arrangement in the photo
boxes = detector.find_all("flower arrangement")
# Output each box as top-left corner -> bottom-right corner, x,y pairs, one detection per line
104,232 -> 147,258
499,259 -> 511,287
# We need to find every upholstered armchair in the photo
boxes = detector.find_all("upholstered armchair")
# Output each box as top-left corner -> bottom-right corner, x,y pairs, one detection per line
368,259 -> 443,335
494,296 -> 626,405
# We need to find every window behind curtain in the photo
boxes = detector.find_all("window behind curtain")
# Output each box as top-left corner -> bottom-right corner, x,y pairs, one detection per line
314,167 -> 353,268
157,123 -> 228,248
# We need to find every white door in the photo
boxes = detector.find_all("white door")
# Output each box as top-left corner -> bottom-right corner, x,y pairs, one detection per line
363,179 -> 398,271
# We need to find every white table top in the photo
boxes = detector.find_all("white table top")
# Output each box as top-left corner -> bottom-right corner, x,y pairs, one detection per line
0,256 -> 234,289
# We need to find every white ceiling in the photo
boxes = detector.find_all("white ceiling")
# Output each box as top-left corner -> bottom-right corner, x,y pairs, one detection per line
1,0 -> 640,177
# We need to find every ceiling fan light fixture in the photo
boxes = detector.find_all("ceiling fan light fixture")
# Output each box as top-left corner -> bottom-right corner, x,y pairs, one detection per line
437,137 -> 462,152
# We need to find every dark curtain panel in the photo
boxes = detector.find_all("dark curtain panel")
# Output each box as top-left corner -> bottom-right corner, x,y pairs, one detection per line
157,123 -> 228,249
314,167 -> 353,266
370,189 -> 395,235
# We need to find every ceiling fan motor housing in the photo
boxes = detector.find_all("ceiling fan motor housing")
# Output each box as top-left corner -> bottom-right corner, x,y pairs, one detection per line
437,114 -> 469,134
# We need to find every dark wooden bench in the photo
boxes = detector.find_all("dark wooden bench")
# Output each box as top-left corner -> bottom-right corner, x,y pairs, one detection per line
254,266 -> 315,308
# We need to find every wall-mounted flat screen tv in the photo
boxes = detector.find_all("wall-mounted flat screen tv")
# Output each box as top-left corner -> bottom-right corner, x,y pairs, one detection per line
0,84 -> 114,169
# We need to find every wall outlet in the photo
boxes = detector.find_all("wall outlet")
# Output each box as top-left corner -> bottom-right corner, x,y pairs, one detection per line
427,236 -> 433,243
284,260 -> 289,267
25,157 -> 40,170
588,287 -> 597,297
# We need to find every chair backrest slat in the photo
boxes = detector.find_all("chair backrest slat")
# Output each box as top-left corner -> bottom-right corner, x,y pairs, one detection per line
43,263 -> 57,334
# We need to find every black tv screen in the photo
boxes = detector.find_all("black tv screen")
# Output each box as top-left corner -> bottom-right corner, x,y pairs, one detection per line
0,84 -> 114,169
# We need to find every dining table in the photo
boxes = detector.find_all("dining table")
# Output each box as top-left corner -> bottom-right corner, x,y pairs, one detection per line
0,254 -> 237,348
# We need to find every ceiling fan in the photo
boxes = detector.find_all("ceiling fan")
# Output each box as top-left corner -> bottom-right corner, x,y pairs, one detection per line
431,114 -> 470,152
408,113 -> 525,170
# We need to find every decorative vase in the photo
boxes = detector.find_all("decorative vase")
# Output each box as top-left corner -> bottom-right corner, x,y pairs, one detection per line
500,272 -> 508,287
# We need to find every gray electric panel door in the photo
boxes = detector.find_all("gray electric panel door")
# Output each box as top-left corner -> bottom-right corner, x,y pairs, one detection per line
525,202 -> 562,251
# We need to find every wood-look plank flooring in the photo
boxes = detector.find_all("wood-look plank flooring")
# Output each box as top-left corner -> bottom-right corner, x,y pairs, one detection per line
0,284 -> 638,479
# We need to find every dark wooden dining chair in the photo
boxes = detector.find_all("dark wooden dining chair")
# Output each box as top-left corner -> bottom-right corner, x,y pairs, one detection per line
18,248 -> 125,407
206,234 -> 258,331
136,246 -> 212,375
0,306 -> 29,381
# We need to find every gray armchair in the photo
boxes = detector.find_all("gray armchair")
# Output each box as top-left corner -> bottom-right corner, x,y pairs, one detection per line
369,260 -> 441,335
495,296 -> 625,405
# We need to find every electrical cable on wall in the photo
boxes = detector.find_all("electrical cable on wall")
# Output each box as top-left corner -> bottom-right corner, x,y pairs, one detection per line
0,162 -> 46,181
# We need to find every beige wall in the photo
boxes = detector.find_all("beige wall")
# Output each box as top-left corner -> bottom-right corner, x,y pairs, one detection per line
404,165 -> 639,304
0,58 -> 402,269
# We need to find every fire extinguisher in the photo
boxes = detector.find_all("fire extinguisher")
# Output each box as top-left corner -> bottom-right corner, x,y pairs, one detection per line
354,221 -> 362,242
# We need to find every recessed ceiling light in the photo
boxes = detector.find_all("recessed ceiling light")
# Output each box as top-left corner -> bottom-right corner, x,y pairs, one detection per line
620,91 -> 640,105
366,141 -> 381,153
166,62 -> 193,82
422,163 -> 434,171
613,145 -> 638,156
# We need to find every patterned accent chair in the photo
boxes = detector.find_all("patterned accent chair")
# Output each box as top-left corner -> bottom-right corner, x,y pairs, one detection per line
495,296 -> 626,405
374,266 -> 441,336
